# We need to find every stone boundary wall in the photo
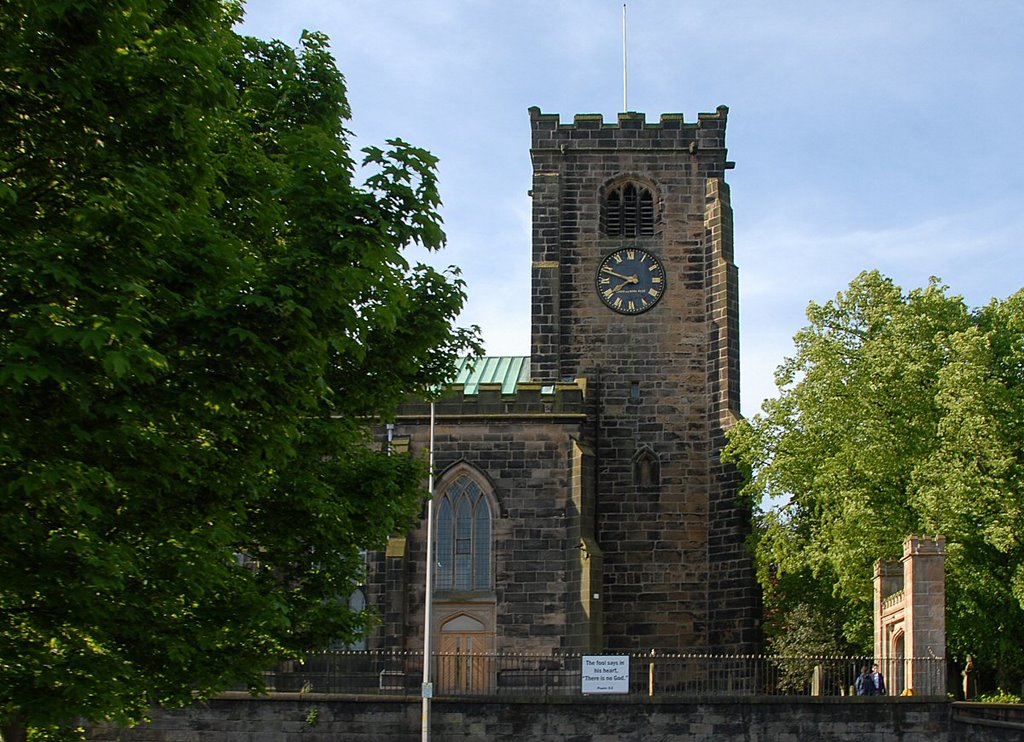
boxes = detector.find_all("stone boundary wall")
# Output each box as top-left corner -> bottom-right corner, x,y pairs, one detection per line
87,694 -> 963,742
951,702 -> 1024,741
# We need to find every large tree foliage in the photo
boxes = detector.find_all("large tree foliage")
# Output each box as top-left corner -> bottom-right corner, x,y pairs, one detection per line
726,271 -> 1024,689
0,0 -> 478,737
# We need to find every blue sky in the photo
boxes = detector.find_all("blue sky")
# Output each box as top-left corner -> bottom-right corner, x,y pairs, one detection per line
239,0 -> 1024,416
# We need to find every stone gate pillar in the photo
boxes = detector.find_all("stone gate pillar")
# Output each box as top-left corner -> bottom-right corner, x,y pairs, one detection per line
874,535 -> 946,696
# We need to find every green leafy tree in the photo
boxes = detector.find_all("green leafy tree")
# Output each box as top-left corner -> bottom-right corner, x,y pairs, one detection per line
0,1 -> 479,738
913,290 -> 1024,689
726,270 -> 1024,690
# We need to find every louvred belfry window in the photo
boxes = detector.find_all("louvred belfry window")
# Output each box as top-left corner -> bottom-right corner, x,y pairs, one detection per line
435,475 -> 492,592
604,182 -> 656,237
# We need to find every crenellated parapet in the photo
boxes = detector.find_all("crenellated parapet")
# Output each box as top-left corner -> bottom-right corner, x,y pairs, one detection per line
394,379 -> 587,420
528,106 -> 733,174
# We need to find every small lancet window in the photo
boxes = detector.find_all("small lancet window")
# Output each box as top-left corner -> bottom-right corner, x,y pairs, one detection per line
604,182 -> 656,237
631,445 -> 661,487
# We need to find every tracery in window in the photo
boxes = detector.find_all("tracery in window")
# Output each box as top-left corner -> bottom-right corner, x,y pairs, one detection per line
604,182 -> 656,237
435,475 -> 492,592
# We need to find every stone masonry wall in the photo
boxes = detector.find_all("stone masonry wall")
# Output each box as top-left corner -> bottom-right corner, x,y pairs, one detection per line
367,395 -> 593,654
87,695 -> 957,742
703,147 -> 759,653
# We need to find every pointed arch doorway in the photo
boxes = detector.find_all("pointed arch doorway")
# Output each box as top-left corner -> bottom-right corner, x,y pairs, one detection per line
891,631 -> 906,695
436,613 -> 493,694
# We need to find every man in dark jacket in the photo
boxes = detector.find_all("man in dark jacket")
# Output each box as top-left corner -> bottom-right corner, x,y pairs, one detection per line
871,663 -> 887,695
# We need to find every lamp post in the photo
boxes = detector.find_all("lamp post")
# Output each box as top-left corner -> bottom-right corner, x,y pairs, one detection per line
421,401 -> 436,741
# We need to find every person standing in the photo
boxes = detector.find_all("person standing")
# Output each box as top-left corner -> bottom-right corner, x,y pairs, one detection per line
871,663 -> 887,695
855,666 -> 876,696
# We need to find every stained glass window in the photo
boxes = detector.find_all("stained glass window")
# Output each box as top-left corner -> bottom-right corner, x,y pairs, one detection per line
434,475 -> 492,592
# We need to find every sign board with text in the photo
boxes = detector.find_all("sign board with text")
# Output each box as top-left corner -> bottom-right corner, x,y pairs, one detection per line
581,655 -> 630,694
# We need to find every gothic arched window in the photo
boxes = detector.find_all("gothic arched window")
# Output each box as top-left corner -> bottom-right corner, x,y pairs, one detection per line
435,475 -> 492,592
604,182 -> 656,237
329,588 -> 368,650
345,589 -> 368,650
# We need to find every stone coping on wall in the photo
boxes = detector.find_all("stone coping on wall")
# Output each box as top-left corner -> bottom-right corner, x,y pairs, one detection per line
952,702 -> 1024,731
213,690 -> 951,705
394,381 -> 588,420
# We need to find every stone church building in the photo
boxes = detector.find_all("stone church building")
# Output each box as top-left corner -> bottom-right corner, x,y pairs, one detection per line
364,106 -> 760,659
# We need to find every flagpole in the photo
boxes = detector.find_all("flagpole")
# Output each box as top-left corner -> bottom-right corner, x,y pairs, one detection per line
622,3 -> 628,112
421,401 -> 436,742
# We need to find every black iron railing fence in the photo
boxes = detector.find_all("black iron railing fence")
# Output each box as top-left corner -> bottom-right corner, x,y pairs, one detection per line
261,651 -> 946,699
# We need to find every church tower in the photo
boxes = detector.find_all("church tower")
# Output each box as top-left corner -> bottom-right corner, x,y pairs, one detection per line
529,107 -> 758,653
369,107 -> 759,665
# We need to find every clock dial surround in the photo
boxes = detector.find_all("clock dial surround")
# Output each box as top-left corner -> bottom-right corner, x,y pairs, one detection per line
595,247 -> 667,315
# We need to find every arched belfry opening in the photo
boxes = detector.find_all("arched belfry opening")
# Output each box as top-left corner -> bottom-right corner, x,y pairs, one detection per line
602,179 -> 659,237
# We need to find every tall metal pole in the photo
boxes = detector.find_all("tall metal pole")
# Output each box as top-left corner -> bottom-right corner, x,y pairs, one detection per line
622,3 -> 628,112
420,401 -> 436,742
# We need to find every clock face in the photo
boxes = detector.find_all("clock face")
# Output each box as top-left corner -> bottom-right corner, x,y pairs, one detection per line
595,248 -> 667,315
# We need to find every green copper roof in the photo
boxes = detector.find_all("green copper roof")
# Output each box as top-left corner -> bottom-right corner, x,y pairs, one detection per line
452,356 -> 530,395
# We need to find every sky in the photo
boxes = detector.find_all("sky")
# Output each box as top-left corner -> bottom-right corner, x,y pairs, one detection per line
238,0 -> 1024,417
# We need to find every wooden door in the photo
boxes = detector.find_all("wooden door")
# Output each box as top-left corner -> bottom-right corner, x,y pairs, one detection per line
437,615 -> 491,694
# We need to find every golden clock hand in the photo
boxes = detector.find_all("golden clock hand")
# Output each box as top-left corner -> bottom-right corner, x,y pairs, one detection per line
609,275 -> 639,293
601,267 -> 635,281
